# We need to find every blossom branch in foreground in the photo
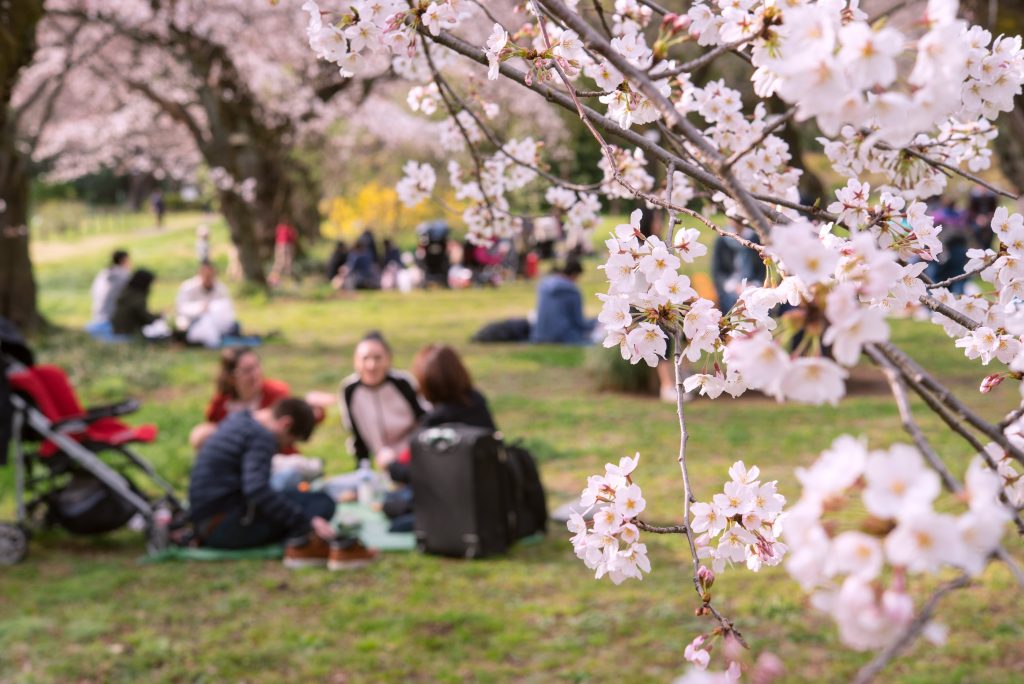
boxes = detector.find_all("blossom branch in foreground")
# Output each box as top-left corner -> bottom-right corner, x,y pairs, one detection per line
851,575 -> 972,684
878,342 -> 1024,466
866,344 -> 1024,553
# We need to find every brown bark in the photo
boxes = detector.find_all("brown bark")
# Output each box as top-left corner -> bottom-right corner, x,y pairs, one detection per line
0,0 -> 44,333
219,191 -> 267,283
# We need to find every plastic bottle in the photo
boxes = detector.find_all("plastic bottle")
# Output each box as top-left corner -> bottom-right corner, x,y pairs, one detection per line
356,459 -> 374,506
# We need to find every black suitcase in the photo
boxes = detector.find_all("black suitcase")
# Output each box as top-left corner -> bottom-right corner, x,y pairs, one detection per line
411,425 -> 510,558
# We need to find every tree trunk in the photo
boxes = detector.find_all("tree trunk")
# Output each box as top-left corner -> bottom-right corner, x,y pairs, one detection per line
0,153 -> 39,333
0,0 -> 44,333
219,190 -> 267,284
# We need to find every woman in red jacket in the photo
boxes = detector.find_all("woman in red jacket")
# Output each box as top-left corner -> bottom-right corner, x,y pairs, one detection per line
189,347 -> 290,450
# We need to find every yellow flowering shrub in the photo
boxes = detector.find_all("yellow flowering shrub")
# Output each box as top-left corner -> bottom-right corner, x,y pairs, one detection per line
320,181 -> 464,242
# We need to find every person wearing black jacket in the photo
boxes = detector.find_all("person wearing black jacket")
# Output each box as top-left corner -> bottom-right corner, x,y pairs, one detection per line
111,269 -> 161,336
188,398 -> 375,567
381,344 -> 496,531
413,344 -> 496,431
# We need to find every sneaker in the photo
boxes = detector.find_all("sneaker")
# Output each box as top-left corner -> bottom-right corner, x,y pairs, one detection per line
283,534 -> 331,568
327,540 -> 378,571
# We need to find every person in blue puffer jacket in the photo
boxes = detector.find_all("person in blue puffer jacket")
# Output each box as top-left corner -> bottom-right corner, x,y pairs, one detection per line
529,256 -> 595,345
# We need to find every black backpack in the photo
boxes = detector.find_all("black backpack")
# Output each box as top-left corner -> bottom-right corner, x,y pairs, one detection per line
501,441 -> 548,541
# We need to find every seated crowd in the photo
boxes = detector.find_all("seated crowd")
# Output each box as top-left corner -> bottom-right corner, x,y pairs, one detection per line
88,249 -> 244,347
185,333 -> 499,568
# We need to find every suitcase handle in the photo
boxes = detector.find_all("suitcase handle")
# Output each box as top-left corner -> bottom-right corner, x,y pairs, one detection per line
418,427 -> 461,452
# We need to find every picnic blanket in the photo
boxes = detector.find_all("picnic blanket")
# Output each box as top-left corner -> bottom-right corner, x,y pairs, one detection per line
141,502 -> 415,563
86,321 -> 263,348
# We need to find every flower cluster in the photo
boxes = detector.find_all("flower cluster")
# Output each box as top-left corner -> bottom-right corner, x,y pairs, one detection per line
784,435 -> 1011,650
691,462 -> 787,574
568,453 -> 652,585
688,0 -> 1024,148
920,207 -> 1024,391
599,207 -> 911,405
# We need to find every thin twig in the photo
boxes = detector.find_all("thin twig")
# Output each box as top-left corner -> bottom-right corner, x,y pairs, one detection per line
852,575 -> 972,684
589,0 -> 613,38
723,107 -> 797,170
866,346 -> 963,494
918,295 -> 981,331
881,342 -> 1024,465
999,404 -> 1024,430
866,345 -> 1024,537
658,37 -> 753,78
874,134 -> 1018,199
636,521 -> 688,534
925,255 -> 997,290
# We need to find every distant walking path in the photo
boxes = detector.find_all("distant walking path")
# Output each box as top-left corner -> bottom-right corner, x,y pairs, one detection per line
32,214 -> 206,265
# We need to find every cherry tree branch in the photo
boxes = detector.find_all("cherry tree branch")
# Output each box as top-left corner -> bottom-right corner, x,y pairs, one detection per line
427,69 -> 602,192
422,27 -> 800,224
866,346 -> 963,493
670,330 -> 748,647
636,521 -> 689,534
918,294 -> 981,331
421,36 -> 496,222
925,255 -> 997,290
723,107 -> 798,170
657,37 -> 754,78
852,574 -> 972,684
878,342 -> 1024,466
866,345 -> 1024,539
900,145 -> 1019,200
537,0 -> 774,240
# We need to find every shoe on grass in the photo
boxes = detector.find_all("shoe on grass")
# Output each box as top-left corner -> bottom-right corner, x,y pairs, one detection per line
328,540 -> 378,571
283,533 -> 331,568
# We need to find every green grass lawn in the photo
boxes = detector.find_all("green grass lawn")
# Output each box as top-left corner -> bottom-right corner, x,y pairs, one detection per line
1,214 -> 1022,682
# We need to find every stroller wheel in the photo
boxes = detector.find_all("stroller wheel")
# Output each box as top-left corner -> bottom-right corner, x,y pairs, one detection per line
0,523 -> 29,565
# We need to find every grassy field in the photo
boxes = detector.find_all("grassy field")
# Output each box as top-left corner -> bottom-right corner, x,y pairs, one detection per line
1,214 -> 1022,683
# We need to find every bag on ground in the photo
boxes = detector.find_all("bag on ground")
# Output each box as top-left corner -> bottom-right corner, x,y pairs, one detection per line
411,425 -> 547,558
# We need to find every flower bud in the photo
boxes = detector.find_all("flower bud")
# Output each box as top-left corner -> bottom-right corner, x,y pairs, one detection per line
698,564 -> 716,590
980,373 -> 1005,394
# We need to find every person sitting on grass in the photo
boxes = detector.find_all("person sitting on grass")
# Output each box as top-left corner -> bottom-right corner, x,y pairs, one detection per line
189,347 -> 291,450
414,344 -> 497,432
381,344 -> 498,531
175,260 -> 239,347
339,331 -> 425,470
187,397 -> 376,569
89,249 -> 131,327
110,269 -> 170,339
529,256 -> 596,345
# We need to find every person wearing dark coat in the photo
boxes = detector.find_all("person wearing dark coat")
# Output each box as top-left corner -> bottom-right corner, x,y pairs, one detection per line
383,344 -> 496,530
325,240 -> 349,282
711,223 -> 765,313
110,269 -> 160,335
529,257 -> 594,345
187,398 -> 378,570
412,344 -> 496,431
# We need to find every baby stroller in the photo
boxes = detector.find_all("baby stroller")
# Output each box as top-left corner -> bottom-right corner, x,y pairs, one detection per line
0,318 -> 182,565
417,220 -> 450,287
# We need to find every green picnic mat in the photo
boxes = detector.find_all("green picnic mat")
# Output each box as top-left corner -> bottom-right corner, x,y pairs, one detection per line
334,502 -> 417,552
140,543 -> 284,564
141,502 -> 415,563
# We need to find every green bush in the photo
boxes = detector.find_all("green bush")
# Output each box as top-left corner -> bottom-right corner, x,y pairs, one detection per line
584,344 -> 658,395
